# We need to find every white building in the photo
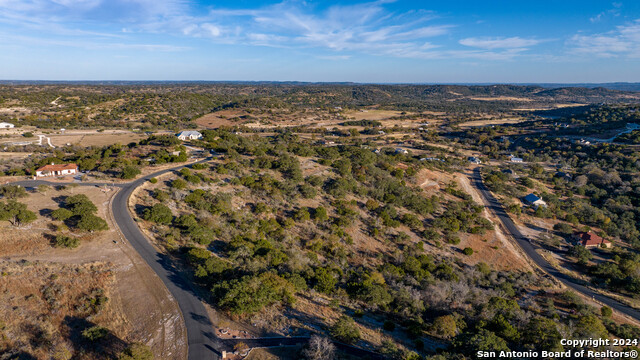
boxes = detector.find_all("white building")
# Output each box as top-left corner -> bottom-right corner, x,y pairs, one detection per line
522,193 -> 547,208
468,157 -> 482,164
177,131 -> 203,141
0,122 -> 14,129
36,163 -> 78,177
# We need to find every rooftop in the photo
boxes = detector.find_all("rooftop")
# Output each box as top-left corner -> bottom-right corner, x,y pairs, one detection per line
36,163 -> 78,172
523,193 -> 541,203
574,231 -> 610,247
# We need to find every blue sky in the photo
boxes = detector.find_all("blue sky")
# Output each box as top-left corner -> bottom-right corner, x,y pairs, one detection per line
0,0 -> 639,82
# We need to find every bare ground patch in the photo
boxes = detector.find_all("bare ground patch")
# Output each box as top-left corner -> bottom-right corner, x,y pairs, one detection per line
456,170 -> 533,271
0,186 -> 186,359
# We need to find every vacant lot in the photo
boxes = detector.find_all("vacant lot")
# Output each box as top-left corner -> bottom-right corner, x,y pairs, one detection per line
343,109 -> 408,121
457,118 -> 526,128
195,110 -> 246,128
0,185 -> 186,359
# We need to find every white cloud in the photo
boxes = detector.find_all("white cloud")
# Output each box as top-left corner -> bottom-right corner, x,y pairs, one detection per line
317,55 -> 352,61
0,32 -> 188,52
0,0 -> 545,61
569,20 -> 640,57
459,37 -> 542,49
590,2 -> 622,23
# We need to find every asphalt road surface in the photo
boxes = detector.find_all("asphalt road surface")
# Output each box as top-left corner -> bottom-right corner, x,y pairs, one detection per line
472,167 -> 640,321
15,161 -> 225,359
111,163 -> 225,360
12,161 -> 385,360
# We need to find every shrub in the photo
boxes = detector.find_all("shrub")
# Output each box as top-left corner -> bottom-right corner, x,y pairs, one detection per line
462,247 -> 474,256
120,166 -> 141,179
65,194 -> 97,216
149,178 -> 158,184
314,207 -> 328,222
314,268 -> 337,294
76,214 -> 109,232
553,222 -> 573,234
0,200 -> 37,226
118,343 -> 153,360
54,235 -> 79,249
0,185 -> 28,199
171,178 -> 187,190
213,273 -> 295,315
142,203 -> 173,224
330,315 -> 361,344
299,184 -> 318,199
82,326 -> 108,341
294,207 -> 311,221
152,189 -> 169,201
383,320 -> 396,332
51,208 -> 74,221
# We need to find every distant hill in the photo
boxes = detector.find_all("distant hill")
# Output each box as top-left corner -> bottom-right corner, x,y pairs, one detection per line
2,80 -> 640,92
1,83 -> 638,125
525,83 -> 640,92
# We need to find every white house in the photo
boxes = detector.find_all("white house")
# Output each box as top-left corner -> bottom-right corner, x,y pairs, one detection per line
510,156 -> 523,163
522,193 -> 547,208
395,148 -> 409,155
177,131 -> 203,141
0,122 -> 14,129
36,163 -> 78,177
468,156 -> 482,164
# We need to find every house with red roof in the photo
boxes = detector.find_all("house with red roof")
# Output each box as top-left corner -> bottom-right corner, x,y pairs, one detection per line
35,163 -> 78,177
572,231 -> 612,249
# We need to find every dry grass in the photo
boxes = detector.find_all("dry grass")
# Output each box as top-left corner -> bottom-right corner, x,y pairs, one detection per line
0,260 -> 122,360
343,109 -> 408,121
0,152 -> 32,160
513,103 -> 588,111
457,118 -> 526,128
468,96 -> 534,102
195,110 -> 246,128
0,186 -> 187,360
246,346 -> 304,360
456,170 -> 533,271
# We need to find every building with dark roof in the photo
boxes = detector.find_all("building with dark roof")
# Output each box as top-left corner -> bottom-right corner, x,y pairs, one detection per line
572,231 -> 612,249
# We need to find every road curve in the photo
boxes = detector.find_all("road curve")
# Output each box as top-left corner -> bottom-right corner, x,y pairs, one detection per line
472,167 -> 640,321
11,162 -> 385,359
112,162 -> 224,360
11,162 -> 224,359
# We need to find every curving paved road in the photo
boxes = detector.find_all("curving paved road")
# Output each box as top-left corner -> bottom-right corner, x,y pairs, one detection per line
13,162 -> 385,360
472,167 -> 640,321
112,162 -> 225,360
13,161 -> 224,359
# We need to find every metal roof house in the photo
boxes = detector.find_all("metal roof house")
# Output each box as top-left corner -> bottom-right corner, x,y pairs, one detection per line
177,131 -> 203,141
468,156 -> 481,164
522,193 -> 547,208
555,171 -> 573,180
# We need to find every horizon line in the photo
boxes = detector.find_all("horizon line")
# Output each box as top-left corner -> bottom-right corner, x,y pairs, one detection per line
1,80 -> 640,86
